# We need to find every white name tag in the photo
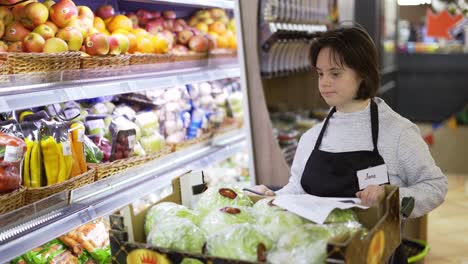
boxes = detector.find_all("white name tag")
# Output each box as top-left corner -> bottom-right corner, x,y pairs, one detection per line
357,164 -> 389,190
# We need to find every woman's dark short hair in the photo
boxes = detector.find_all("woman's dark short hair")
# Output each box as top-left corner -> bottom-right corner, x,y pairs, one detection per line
310,26 -> 379,100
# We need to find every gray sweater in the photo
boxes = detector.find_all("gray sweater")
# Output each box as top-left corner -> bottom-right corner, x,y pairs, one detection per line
276,98 -> 447,218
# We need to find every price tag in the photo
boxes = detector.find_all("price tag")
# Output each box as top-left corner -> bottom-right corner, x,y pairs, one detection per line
62,141 -> 72,156
4,146 -> 21,163
94,103 -> 108,114
47,104 -> 62,115
128,135 -> 136,149
77,129 -> 85,143
64,108 -> 81,119
86,119 -> 106,131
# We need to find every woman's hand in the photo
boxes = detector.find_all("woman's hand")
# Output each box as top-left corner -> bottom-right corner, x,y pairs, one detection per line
250,185 -> 275,196
356,185 -> 385,207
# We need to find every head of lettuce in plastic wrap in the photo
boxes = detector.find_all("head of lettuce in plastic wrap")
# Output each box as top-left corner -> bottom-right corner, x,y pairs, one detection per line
206,223 -> 273,262
199,206 -> 255,235
145,202 -> 199,235
195,186 -> 253,217
252,198 -> 305,241
267,224 -> 330,264
147,217 -> 206,254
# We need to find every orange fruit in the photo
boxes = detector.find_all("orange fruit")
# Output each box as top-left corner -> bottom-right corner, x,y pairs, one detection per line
107,15 -> 133,33
216,34 -> 229,49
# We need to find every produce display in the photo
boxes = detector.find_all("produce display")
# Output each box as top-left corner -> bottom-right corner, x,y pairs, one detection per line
203,150 -> 250,187
0,0 -> 237,56
11,219 -> 111,264
0,78 -> 243,198
144,186 -> 366,263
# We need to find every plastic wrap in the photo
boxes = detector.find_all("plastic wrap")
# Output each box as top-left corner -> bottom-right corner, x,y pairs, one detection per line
267,224 -> 329,264
255,209 -> 305,241
325,222 -> 363,243
180,258 -> 204,264
89,136 -> 111,163
21,122 -> 42,188
195,186 -> 253,217
59,220 -> 110,264
83,136 -> 104,164
109,117 -> 137,161
84,115 -> 108,138
206,223 -> 273,262
147,218 -> 206,254
252,197 -> 283,215
325,209 -> 359,224
0,126 -> 27,193
145,202 -> 199,235
199,206 -> 254,235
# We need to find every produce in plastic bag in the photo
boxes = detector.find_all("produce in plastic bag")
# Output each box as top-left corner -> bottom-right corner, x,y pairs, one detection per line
59,219 -> 110,264
85,115 -> 108,137
199,206 -> 254,235
21,239 -> 78,264
206,223 -> 273,262
325,222 -> 364,243
109,117 -> 137,161
140,132 -> 165,154
252,197 -> 284,215
83,136 -> 104,164
267,224 -> 329,264
89,136 -> 111,162
325,209 -> 359,224
0,127 -> 27,193
180,258 -> 204,264
145,202 -> 199,235
195,186 -> 253,217
134,111 -> 159,137
255,208 -> 305,241
147,218 -> 206,254
69,123 -> 87,177
21,122 -> 42,188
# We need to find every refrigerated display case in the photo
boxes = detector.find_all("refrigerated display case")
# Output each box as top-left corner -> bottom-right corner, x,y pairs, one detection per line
0,0 -> 257,262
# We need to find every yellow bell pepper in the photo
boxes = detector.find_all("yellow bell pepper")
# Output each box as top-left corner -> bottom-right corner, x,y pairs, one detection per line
23,138 -> 34,187
30,141 -> 42,188
41,136 -> 60,185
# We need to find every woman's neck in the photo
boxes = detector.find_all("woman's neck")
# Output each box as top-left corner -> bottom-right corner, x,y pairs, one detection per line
336,99 -> 371,113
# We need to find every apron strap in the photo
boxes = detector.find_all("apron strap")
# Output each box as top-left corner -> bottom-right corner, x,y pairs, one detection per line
314,99 -> 380,153
370,100 -> 379,153
314,106 -> 336,150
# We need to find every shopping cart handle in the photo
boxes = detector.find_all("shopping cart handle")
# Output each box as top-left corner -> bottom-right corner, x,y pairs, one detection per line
401,197 -> 415,218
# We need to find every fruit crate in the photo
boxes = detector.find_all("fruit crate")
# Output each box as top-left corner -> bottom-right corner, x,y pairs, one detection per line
0,186 -> 26,215
110,173 -> 402,264
80,55 -> 131,78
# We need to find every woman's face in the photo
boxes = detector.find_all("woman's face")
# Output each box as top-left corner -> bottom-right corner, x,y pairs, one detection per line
315,47 -> 363,110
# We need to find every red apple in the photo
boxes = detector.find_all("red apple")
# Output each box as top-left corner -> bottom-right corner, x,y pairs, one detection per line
96,5 -> 115,20
78,6 -> 94,21
175,18 -> 187,27
0,7 -> 13,25
43,0 -> 55,9
11,0 -> 35,21
108,33 -> 129,55
145,19 -> 164,34
85,33 -> 109,56
56,26 -> 83,51
188,35 -> 208,52
21,2 -> 49,30
33,24 -> 55,40
158,30 -> 174,48
4,22 -> 31,42
171,44 -> 188,54
8,41 -> 23,52
177,29 -> 193,45
163,10 -> 176,19
136,9 -> 152,26
49,0 -> 78,28
23,32 -> 45,52
44,21 -> 59,34
163,19 -> 175,31
151,11 -> 161,18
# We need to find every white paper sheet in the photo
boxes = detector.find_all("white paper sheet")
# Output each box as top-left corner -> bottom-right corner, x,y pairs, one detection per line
273,195 -> 369,224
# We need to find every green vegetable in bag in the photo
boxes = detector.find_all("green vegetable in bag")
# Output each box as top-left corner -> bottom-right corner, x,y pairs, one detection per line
83,136 -> 103,163
145,202 -> 199,235
206,224 -> 273,262
256,209 -> 305,241
199,206 -> 254,235
325,209 -> 359,224
195,186 -> 253,217
147,218 -> 206,254
89,247 -> 111,264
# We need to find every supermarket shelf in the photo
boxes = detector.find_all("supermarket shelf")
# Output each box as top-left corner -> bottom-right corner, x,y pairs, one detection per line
124,0 -> 234,9
0,129 -> 247,262
0,58 -> 240,113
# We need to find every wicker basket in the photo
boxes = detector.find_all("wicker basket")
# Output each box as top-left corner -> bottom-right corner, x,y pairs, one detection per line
0,186 -> 25,215
169,131 -> 214,152
129,54 -> 173,65
91,146 -> 173,181
173,52 -> 209,62
25,168 -> 96,205
80,55 -> 130,70
7,52 -> 81,74
0,57 -> 9,83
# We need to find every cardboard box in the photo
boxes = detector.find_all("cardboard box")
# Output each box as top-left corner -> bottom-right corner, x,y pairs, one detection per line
110,172 -> 401,264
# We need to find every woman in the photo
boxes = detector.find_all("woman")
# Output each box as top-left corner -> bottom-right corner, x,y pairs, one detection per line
253,26 -> 447,263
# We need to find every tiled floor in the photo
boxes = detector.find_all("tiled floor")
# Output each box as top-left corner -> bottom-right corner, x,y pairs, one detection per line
425,174 -> 468,264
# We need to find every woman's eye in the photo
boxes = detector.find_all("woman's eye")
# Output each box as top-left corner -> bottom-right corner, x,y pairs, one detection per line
332,72 -> 340,77
317,72 -> 323,77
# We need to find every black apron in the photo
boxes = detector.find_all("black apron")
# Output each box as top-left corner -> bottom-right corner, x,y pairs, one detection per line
300,100 -> 407,264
